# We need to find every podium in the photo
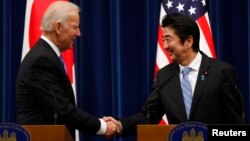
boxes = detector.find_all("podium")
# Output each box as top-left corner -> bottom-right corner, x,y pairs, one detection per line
22,125 -> 74,141
137,125 -> 176,141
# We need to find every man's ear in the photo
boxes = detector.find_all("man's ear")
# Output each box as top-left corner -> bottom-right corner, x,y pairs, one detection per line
54,22 -> 62,34
185,35 -> 194,48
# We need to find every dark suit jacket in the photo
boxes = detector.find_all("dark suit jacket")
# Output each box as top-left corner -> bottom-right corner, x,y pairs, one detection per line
120,52 -> 245,135
16,38 -> 100,138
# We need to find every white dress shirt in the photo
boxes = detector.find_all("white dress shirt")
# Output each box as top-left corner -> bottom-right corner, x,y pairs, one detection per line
179,52 -> 202,96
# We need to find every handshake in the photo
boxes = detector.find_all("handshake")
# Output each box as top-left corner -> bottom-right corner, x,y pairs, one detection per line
102,116 -> 122,138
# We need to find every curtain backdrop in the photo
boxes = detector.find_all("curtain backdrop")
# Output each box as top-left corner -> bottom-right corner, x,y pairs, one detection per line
1,0 -> 250,141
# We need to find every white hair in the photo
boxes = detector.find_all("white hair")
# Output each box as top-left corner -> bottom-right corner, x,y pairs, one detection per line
40,1 -> 80,32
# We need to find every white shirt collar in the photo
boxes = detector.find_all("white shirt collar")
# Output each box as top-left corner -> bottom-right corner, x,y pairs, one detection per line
179,52 -> 202,73
41,35 -> 61,57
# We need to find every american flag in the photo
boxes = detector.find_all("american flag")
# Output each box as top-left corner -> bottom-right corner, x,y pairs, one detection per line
156,0 -> 216,125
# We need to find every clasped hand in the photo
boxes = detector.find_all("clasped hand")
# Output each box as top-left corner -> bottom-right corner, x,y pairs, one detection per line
103,116 -> 122,138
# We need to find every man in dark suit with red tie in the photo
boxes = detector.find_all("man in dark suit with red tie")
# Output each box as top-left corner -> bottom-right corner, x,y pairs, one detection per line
16,1 -> 116,139
104,13 -> 245,136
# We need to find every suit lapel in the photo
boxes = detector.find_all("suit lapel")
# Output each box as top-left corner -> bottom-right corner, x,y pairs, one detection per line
189,53 -> 212,119
41,39 -> 70,82
39,39 -> 76,103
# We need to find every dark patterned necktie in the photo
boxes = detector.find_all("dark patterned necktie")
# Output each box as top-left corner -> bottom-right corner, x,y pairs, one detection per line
59,55 -> 67,73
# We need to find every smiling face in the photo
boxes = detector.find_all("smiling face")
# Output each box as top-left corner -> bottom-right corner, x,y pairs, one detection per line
55,10 -> 80,52
162,26 -> 194,65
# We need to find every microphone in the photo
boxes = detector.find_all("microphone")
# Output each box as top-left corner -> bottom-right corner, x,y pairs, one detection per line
157,73 -> 175,89
222,69 -> 241,95
222,69 -> 245,120
49,87 -> 58,125
146,72 -> 175,124
40,68 -> 58,125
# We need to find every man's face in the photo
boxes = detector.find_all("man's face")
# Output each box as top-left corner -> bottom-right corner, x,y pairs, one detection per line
162,27 -> 191,63
57,10 -> 80,52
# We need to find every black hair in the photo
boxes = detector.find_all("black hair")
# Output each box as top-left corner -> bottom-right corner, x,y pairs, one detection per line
161,13 -> 200,52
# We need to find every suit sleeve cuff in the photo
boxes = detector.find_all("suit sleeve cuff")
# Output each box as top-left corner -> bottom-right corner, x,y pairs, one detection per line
96,119 -> 107,135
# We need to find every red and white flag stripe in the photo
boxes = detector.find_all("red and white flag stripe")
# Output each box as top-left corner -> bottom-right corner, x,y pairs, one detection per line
22,0 -> 78,140
156,4 -> 215,125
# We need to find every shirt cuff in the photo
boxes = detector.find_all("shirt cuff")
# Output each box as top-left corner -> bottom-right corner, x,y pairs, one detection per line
117,120 -> 123,134
96,119 -> 107,135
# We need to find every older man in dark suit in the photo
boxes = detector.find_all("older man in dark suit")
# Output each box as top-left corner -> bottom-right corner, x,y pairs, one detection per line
16,1 -> 116,139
